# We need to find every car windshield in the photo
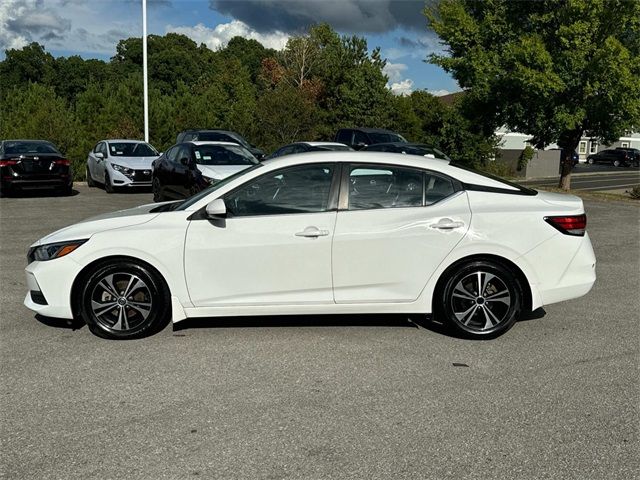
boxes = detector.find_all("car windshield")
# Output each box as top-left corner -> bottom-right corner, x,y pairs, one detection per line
176,163 -> 264,211
368,133 -> 407,144
193,145 -> 258,166
108,142 -> 158,156
4,141 -> 59,155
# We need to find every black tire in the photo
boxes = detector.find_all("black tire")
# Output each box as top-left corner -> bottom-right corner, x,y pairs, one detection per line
613,159 -> 621,167
587,157 -> 594,164
78,259 -> 171,339
60,184 -> 73,196
86,166 -> 95,187
104,172 -> 115,193
152,177 -> 163,202
438,260 -> 522,339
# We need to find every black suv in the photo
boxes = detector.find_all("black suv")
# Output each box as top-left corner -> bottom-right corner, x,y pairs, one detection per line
362,142 -> 451,160
176,129 -> 265,160
587,149 -> 634,167
615,147 -> 640,167
0,140 -> 73,196
335,128 -> 407,150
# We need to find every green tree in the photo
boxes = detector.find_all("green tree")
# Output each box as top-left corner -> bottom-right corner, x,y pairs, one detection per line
0,43 -> 55,94
426,0 -> 640,189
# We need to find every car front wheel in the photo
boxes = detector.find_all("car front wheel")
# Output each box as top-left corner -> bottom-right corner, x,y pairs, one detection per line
439,260 -> 522,339
152,177 -> 163,202
78,260 -> 171,339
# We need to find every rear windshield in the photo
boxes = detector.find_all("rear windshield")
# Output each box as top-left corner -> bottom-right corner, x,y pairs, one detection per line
450,162 -> 537,195
108,142 -> 158,157
4,141 -> 59,155
314,145 -> 352,152
369,133 -> 407,144
193,145 -> 258,166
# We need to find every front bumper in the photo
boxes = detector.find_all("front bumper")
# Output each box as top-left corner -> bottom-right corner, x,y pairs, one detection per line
110,168 -> 152,187
24,256 -> 82,319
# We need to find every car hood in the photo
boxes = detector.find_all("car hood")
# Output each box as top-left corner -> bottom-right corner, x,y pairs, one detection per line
108,156 -> 158,169
30,201 -> 175,247
196,164 -> 251,179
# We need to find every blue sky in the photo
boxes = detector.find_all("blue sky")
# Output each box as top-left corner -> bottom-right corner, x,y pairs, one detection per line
0,0 -> 459,96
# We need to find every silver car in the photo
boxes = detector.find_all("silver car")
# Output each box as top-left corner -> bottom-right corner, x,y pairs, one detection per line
86,139 -> 160,193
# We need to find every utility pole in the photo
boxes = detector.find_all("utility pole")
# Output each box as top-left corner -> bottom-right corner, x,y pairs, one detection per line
142,0 -> 149,142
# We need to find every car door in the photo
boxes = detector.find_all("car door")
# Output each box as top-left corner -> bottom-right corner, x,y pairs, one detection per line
184,163 -> 339,306
163,145 -> 187,198
96,142 -> 109,182
332,163 -> 471,303
87,142 -> 101,179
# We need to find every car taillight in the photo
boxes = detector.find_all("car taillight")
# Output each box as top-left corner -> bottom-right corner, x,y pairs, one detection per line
544,214 -> 587,236
54,159 -> 70,165
0,159 -> 18,167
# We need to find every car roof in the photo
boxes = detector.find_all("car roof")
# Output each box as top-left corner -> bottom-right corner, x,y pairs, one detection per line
339,127 -> 400,134
189,141 -> 240,146
302,142 -> 349,147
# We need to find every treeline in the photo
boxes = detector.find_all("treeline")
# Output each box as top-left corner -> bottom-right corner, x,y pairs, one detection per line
0,24 -> 497,180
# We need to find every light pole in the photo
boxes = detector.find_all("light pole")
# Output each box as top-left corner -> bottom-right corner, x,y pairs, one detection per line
142,0 -> 149,142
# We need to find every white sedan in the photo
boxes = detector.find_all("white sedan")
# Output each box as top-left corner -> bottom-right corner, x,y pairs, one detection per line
86,139 -> 160,192
24,153 -> 596,340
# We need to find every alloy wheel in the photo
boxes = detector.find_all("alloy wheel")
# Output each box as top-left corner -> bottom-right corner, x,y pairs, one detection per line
450,271 -> 511,332
90,272 -> 152,333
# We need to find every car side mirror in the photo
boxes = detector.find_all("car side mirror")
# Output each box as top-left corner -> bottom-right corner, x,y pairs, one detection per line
205,199 -> 226,218
95,152 -> 104,159
180,157 -> 190,166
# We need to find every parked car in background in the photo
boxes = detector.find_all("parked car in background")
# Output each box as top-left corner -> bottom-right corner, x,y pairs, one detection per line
152,141 -> 258,201
615,147 -> 640,167
86,140 -> 159,193
176,129 -> 265,160
24,152 -> 596,340
335,128 -> 407,150
267,142 -> 353,159
0,140 -> 72,196
362,142 -> 451,160
586,149 -> 633,167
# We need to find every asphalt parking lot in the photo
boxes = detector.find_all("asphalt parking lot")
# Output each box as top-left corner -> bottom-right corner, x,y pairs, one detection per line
1,186 -> 638,480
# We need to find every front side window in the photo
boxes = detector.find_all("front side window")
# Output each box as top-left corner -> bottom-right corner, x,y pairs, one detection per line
336,130 -> 352,144
348,165 -> 423,210
192,145 -> 258,166
353,131 -> 369,146
166,146 -> 179,163
225,164 -> 335,216
99,142 -> 109,157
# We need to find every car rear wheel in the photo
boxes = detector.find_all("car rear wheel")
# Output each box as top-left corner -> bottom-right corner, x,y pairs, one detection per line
587,157 -> 594,164
104,172 -> 114,193
86,166 -> 95,187
79,260 -> 171,339
439,260 -> 522,339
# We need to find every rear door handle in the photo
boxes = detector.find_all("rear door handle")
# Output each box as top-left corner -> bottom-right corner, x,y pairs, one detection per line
295,226 -> 329,238
431,219 -> 464,230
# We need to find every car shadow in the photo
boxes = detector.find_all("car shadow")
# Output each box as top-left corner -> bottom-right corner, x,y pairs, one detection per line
519,307 -> 547,322
3,188 -> 80,198
35,314 -> 85,330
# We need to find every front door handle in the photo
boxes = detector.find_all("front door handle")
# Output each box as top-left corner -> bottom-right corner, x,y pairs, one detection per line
295,226 -> 329,238
431,218 -> 464,230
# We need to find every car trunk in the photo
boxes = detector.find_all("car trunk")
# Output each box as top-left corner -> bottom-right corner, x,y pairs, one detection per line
6,153 -> 67,178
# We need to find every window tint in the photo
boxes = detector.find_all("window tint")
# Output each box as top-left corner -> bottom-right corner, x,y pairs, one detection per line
226,164 -> 335,216
108,142 -> 158,157
98,142 -> 108,157
192,144 -> 257,166
166,146 -> 179,163
424,173 -> 455,205
353,130 -> 369,146
4,141 -> 59,155
348,165 -> 423,210
336,130 -> 352,144
93,143 -> 101,153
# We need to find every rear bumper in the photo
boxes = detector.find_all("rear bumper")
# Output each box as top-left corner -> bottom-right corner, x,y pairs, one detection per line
2,177 -> 72,191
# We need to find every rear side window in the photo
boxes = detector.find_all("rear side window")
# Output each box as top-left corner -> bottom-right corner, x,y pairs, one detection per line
348,165 -> 423,210
450,162 -> 537,196
425,173 -> 455,205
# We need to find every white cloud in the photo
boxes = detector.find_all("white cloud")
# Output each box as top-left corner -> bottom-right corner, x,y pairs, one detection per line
0,0 -> 70,50
383,61 -> 407,83
167,20 -> 289,51
390,78 -> 414,96
428,89 -> 452,97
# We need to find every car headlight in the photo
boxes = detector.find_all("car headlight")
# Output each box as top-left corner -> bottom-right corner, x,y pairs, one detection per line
27,240 -> 87,263
111,163 -> 134,175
